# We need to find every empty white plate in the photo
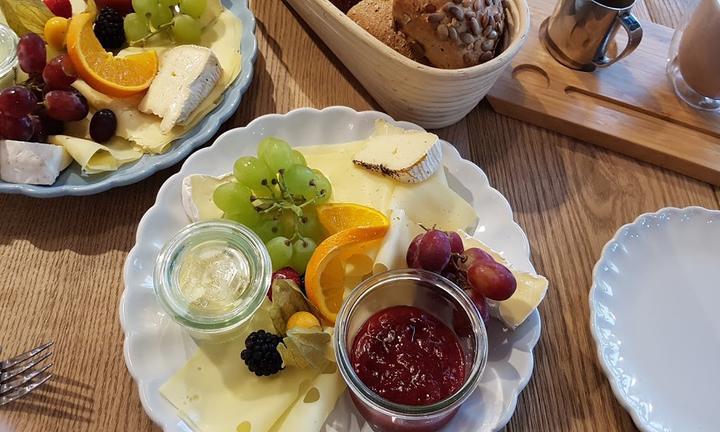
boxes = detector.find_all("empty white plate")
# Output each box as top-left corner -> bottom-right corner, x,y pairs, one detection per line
590,206 -> 720,432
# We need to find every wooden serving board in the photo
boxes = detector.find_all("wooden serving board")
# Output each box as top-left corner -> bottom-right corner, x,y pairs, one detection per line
487,0 -> 720,185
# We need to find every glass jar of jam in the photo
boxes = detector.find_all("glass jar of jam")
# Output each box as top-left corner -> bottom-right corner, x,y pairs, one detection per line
0,24 -> 18,89
154,220 -> 272,340
334,269 -> 488,432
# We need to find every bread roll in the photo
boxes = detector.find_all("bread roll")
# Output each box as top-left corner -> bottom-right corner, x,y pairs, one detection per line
348,0 -> 427,63
393,0 -> 507,68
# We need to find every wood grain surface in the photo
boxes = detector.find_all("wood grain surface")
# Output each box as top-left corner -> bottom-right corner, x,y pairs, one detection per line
0,0 -> 716,431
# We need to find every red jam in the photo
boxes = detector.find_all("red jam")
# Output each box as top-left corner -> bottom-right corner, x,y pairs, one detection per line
350,305 -> 466,406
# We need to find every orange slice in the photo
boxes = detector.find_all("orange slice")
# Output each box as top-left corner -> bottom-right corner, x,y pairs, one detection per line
305,225 -> 389,324
316,203 -> 389,235
66,13 -> 158,97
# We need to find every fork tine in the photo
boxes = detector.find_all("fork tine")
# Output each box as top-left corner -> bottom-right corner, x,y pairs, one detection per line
1,351 -> 52,383
0,363 -> 53,396
0,373 -> 52,407
0,342 -> 53,370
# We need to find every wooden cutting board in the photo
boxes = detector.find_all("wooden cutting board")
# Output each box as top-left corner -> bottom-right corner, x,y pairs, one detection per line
487,0 -> 720,186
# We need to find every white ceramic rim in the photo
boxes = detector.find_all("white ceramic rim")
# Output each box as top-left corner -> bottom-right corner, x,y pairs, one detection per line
589,206 -> 720,432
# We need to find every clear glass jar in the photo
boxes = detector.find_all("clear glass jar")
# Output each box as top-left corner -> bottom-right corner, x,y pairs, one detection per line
0,24 -> 18,89
666,0 -> 720,111
334,269 -> 488,432
154,220 -> 272,339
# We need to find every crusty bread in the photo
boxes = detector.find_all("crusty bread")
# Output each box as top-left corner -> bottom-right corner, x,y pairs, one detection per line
393,0 -> 507,68
348,0 -> 427,63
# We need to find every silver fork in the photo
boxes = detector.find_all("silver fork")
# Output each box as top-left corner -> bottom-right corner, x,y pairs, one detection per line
0,342 -> 53,406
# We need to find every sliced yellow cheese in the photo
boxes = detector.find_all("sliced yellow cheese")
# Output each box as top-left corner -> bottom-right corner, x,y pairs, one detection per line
160,304 -> 321,432
459,231 -> 548,328
49,135 -> 143,174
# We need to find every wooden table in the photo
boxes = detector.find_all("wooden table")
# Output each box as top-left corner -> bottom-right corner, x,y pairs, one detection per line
0,0 -> 714,430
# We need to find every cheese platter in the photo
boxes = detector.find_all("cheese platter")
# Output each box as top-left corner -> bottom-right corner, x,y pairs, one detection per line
0,0 -> 256,197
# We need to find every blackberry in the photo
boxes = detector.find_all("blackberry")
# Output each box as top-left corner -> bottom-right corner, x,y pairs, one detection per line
241,330 -> 284,376
94,7 -> 126,50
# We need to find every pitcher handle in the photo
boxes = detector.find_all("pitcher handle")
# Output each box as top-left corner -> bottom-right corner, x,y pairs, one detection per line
594,13 -> 643,68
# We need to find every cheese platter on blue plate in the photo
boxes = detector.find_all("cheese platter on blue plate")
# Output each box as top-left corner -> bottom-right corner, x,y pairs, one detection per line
0,0 -> 256,197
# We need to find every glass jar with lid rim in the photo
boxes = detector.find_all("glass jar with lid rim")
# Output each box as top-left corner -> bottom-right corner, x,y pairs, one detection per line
154,220 -> 272,339
0,24 -> 18,89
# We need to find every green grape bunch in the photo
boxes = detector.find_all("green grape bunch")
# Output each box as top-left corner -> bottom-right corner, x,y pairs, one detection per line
212,137 -> 333,273
124,0 -> 207,45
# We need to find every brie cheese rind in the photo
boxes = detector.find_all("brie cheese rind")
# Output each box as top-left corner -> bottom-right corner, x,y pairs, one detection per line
181,173 -> 234,222
49,135 -> 143,175
139,45 -> 222,133
0,140 -> 72,185
352,131 -> 442,183
161,302 -> 346,432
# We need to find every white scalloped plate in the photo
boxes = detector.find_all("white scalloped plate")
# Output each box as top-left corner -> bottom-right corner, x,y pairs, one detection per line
120,107 -> 542,432
590,207 -> 720,432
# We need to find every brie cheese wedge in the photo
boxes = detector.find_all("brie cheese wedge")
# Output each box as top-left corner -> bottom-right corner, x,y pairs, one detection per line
181,173 -> 234,222
352,130 -> 442,183
139,45 -> 222,133
0,140 -> 72,185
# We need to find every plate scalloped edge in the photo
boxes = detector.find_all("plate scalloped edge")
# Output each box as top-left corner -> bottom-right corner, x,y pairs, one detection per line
0,0 -> 258,198
588,206 -> 720,432
120,106 -> 543,432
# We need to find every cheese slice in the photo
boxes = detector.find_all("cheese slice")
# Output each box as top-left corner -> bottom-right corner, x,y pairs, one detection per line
352,131 -> 441,183
49,135 -> 143,174
139,45 -> 222,133
181,173 -> 234,222
0,140 -> 72,185
459,231 -> 548,328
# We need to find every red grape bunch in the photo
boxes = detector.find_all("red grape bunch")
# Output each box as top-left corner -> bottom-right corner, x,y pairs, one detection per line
406,228 -> 517,323
0,33 -> 93,142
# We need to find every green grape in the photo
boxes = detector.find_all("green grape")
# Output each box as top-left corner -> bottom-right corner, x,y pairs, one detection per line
278,210 -> 297,238
213,182 -> 256,216
172,14 -> 201,44
257,137 -> 294,174
266,237 -> 293,271
151,6 -> 174,27
233,156 -> 273,191
312,169 -> 332,203
132,0 -> 158,19
179,0 -> 206,19
124,13 -> 150,42
291,237 -> 317,273
225,210 -> 260,228
159,0 -> 179,7
284,164 -> 315,200
290,150 -> 306,166
298,209 -> 325,242
255,218 -> 281,243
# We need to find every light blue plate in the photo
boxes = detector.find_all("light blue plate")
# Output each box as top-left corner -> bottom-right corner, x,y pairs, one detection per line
0,0 -> 257,198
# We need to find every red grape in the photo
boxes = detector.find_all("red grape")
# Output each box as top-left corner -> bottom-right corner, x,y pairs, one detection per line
461,247 -> 495,270
44,90 -> 89,121
447,231 -> 464,254
36,108 -> 64,135
29,115 -> 47,142
417,229 -> 451,271
0,115 -> 34,141
406,234 -> 423,268
89,109 -> 117,143
467,261 -> 516,301
43,55 -> 77,90
0,87 -> 38,117
466,289 -> 490,323
17,34 -> 47,76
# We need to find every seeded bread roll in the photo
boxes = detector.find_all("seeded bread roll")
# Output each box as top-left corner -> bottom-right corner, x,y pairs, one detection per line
393,0 -> 507,69
348,0 -> 427,63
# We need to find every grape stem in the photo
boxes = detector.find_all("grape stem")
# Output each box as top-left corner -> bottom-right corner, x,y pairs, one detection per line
128,21 -> 175,46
